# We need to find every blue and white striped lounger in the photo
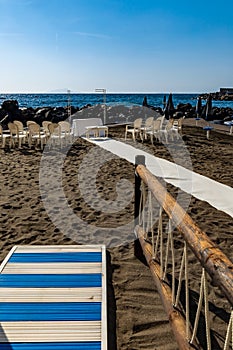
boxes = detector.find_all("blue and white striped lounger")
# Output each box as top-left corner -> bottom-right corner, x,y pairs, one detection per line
0,245 -> 107,350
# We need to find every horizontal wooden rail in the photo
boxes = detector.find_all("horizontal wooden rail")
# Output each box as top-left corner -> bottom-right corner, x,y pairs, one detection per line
136,164 -> 233,306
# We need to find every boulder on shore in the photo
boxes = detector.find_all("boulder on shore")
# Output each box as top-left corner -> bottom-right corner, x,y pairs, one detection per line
1,100 -> 22,124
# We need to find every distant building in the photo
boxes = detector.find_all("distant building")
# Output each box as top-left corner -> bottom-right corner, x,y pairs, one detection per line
219,88 -> 233,94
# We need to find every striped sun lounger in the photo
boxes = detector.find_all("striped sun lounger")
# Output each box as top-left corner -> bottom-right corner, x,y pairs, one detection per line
0,245 -> 107,350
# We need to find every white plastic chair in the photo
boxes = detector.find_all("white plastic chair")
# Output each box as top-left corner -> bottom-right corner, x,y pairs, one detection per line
26,120 -> 37,127
42,121 -> 52,139
58,121 -> 74,143
140,117 -> 154,141
13,120 -> 27,138
171,117 -> 184,132
28,123 -> 47,150
145,119 -> 162,145
125,118 -> 143,142
48,123 -> 66,148
159,120 -> 179,143
0,125 -> 11,148
8,122 -> 26,148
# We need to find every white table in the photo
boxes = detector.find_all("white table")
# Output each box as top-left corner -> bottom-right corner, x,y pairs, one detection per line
72,118 -> 104,137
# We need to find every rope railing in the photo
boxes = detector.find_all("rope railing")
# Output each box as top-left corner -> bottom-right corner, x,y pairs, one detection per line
134,156 -> 233,350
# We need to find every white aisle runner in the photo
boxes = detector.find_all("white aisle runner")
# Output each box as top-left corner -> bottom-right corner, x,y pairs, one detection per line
86,138 -> 233,219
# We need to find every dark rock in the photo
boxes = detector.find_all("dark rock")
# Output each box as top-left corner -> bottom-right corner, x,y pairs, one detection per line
1,99 -> 19,112
223,116 -> 233,122
153,107 -> 163,114
176,103 -> 192,111
36,107 -> 51,117
199,90 -> 233,101
173,111 -> 183,119
1,99 -> 22,123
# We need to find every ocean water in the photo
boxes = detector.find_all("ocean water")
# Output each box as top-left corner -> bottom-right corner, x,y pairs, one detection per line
1,93 -> 233,110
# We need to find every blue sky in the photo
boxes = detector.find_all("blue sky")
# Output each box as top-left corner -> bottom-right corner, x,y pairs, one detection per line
1,0 -> 233,93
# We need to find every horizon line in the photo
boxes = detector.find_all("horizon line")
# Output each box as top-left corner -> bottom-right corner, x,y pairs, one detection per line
0,90 -> 208,95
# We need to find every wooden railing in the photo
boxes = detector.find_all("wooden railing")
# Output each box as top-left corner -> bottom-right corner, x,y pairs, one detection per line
134,155 -> 233,350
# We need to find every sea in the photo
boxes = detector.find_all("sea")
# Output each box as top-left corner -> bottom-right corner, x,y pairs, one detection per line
1,93 -> 233,110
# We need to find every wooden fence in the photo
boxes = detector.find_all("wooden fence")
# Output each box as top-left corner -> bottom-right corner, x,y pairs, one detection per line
134,155 -> 233,350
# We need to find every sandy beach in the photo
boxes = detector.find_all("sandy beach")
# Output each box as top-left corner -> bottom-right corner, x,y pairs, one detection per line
0,120 -> 232,349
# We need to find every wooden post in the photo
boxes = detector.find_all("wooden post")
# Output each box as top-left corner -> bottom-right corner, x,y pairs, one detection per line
134,155 -> 145,223
134,155 -> 147,265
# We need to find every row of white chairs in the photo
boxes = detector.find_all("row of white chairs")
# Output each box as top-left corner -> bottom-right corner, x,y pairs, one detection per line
0,120 -> 73,150
125,115 -> 183,144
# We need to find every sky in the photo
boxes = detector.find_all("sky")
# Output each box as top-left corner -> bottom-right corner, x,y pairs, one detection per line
0,0 -> 233,93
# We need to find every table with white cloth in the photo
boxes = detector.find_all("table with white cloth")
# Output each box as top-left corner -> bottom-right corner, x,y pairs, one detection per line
72,118 -> 107,137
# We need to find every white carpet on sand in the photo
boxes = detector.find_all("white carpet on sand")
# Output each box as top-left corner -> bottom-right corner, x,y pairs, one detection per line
85,138 -> 233,219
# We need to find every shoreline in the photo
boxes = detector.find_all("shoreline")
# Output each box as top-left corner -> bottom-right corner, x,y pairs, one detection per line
1,102 -> 233,132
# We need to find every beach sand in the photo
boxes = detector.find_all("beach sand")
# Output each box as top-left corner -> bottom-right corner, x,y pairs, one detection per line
0,120 -> 232,349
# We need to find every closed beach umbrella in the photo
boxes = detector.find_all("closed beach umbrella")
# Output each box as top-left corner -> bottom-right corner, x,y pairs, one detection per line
162,95 -> 166,110
195,96 -> 202,117
142,96 -> 148,107
205,94 -> 213,121
164,93 -> 175,119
